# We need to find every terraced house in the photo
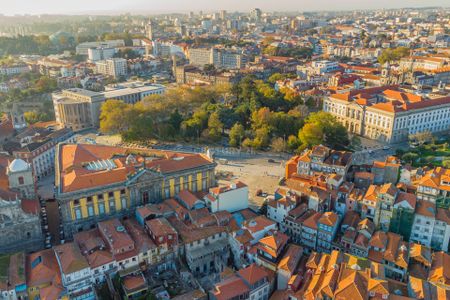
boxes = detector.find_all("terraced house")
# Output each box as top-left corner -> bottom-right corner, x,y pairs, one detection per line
55,143 -> 216,238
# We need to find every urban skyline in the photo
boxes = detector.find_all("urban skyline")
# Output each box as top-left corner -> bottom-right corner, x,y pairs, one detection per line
2,0 -> 450,15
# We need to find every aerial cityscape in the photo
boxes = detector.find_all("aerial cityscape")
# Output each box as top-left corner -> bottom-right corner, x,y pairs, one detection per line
0,2 -> 449,300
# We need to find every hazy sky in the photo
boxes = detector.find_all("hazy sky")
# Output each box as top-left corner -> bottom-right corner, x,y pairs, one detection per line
1,0 -> 448,15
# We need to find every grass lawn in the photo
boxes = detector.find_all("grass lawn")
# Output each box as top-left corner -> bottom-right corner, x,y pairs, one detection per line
0,254 -> 11,280
402,141 -> 450,167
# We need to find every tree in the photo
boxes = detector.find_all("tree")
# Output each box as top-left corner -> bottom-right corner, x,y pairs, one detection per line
271,137 -> 285,153
168,109 -> 183,132
24,111 -> 40,124
298,111 -> 349,149
207,112 -> 223,142
99,100 -> 132,134
229,123 -> 245,147
203,64 -> 216,75
299,123 -> 323,147
34,76 -> 57,93
287,135 -> 301,152
252,126 -> 271,149
350,136 -> 362,150
402,152 -> 419,164
378,47 -> 410,64
443,160 -> 450,168
409,131 -> 433,145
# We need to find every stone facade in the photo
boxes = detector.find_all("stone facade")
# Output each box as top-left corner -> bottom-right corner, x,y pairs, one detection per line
55,144 -> 217,239
0,198 -> 43,253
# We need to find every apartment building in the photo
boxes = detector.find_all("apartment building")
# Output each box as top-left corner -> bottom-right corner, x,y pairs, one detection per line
0,64 -> 30,76
95,58 -> 127,78
188,47 -> 245,69
416,167 -> 450,209
316,212 -> 340,253
181,226 -> 229,276
210,264 -> 271,300
410,200 -> 450,251
53,242 -> 95,299
323,86 -> 450,143
87,47 -> 116,62
76,40 -> 125,55
286,144 -> 352,178
13,127 -> 75,179
205,181 -> 248,213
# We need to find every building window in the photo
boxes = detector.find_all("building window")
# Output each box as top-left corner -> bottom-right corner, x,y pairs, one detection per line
99,202 -> 105,214
75,208 -> 82,220
88,205 -> 94,217
18,176 -> 24,185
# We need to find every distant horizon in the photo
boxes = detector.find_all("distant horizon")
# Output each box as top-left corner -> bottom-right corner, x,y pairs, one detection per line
1,0 -> 449,16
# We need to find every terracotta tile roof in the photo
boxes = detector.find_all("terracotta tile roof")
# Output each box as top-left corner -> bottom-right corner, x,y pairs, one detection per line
53,242 -> 89,274
334,268 -> 368,300
98,218 -> 134,252
415,200 -> 436,218
145,217 -> 177,238
39,283 -> 65,300
123,219 -> 156,253
210,181 -> 247,195
409,243 -> 432,267
357,218 -> 375,235
302,212 -> 322,230
364,185 -> 379,202
436,207 -> 450,224
408,276 -> 431,299
233,229 -> 253,245
395,192 -> 417,209
136,203 -> 173,220
258,232 -> 289,257
177,189 -> 201,209
212,276 -> 250,300
178,226 -> 227,244
237,263 -> 268,285
122,274 -> 147,293
379,183 -> 398,197
369,231 -> 388,249
428,251 -> 450,287
243,215 -> 276,235
58,144 -> 214,193
318,211 -> 339,227
26,249 -> 59,287
341,211 -> 361,229
277,244 -> 303,273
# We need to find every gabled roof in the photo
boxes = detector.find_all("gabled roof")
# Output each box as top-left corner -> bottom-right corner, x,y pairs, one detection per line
277,244 -> 303,273
237,263 -> 268,286
53,242 -> 89,274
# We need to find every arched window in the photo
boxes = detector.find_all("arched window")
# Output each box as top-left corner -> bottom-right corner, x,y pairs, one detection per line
18,177 -> 24,185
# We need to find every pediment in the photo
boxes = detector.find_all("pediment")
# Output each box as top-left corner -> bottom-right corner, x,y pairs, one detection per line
126,168 -> 163,186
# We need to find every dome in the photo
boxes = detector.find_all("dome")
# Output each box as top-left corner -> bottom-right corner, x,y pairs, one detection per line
8,159 -> 29,173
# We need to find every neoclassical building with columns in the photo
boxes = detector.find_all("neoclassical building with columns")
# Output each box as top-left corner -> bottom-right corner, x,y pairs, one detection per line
55,143 -> 216,238
323,86 -> 450,144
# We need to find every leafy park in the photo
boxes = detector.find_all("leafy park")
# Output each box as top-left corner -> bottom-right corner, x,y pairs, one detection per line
99,75 -> 352,153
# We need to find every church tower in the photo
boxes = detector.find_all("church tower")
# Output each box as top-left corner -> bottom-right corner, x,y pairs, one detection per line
6,159 -> 36,199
